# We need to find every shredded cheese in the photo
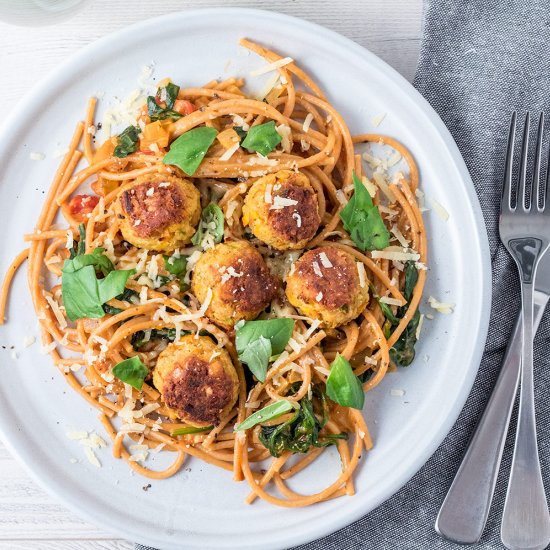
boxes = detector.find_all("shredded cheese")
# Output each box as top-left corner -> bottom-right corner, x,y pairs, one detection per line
250,56 -> 293,76
429,198 -> 450,221
219,142 -> 240,161
372,112 -> 387,127
302,113 -> 314,133
356,262 -> 367,288
428,296 -> 455,314
371,249 -> 420,262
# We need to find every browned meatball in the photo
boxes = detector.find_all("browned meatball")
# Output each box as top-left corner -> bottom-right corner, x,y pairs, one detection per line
153,335 -> 239,427
242,170 -> 320,250
115,173 -> 201,251
285,246 -> 370,328
191,241 -> 278,328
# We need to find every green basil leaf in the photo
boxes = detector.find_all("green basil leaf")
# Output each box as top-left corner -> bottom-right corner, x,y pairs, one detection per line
326,355 -> 365,410
235,318 -> 294,356
339,171 -> 390,251
239,336 -> 272,382
233,126 -> 247,142
235,400 -> 296,431
62,250 -> 135,321
404,261 -> 419,301
162,127 -> 218,176
62,265 -> 106,320
390,309 -> 421,366
70,223 -> 86,259
240,121 -> 282,156
191,203 -> 225,247
112,356 -> 148,390
171,425 -> 212,436
97,269 -> 135,304
113,125 -> 140,158
163,254 -> 188,276
147,83 -> 182,122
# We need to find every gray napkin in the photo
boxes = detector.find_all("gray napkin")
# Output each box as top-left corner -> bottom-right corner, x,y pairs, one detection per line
137,1 -> 550,548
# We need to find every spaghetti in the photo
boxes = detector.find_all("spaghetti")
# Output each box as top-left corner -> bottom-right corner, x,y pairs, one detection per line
0,40 -> 427,507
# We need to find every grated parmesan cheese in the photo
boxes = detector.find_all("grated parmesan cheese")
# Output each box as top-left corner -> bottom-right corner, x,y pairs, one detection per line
312,261 -> 323,277
429,198 -> 450,221
371,112 -> 387,127
428,296 -> 455,314
23,335 -> 36,348
356,262 -> 367,288
380,296 -> 403,306
275,124 -> 292,153
390,225 -> 410,248
372,170 -> 396,202
371,249 -> 420,262
319,252 -> 332,268
250,57 -> 293,76
256,73 -> 280,100
302,113 -> 314,133
416,314 -> 425,340
316,291 -> 323,302
85,447 -> 101,467
300,139 -> 310,152
270,196 -> 299,210
65,230 -> 74,250
390,389 -> 405,397
44,294 -> 67,329
219,142 -> 240,161
30,151 -> 45,161
264,184 -> 273,204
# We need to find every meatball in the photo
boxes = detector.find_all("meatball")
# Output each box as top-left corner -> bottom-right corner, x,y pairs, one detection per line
242,170 -> 320,250
285,246 -> 369,328
192,241 -> 278,328
153,335 -> 239,427
114,173 -> 201,252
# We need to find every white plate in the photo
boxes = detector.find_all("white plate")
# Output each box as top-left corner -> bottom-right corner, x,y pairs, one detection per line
0,8 -> 491,550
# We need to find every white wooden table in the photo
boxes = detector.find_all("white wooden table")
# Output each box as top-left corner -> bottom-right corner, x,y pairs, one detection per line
0,1 -> 422,547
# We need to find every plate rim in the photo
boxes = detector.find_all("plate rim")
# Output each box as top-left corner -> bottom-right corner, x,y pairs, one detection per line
0,7 -> 492,549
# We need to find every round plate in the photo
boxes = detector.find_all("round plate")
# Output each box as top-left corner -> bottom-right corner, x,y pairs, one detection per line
0,8 -> 491,550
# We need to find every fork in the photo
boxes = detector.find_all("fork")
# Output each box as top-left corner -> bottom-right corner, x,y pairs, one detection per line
500,112 -> 550,550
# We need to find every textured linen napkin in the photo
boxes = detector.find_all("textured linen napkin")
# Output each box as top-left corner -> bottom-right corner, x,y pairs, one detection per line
137,1 -> 550,548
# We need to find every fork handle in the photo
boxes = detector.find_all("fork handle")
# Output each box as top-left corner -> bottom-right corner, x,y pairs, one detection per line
501,280 -> 550,550
435,295 -> 548,544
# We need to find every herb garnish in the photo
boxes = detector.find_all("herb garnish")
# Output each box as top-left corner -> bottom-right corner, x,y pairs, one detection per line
388,262 -> 420,366
162,127 -> 218,176
235,400 -> 296,431
61,246 -> 135,321
258,387 -> 347,457
339,171 -> 390,251
240,121 -> 282,156
112,356 -> 148,390
191,203 -> 224,247
325,355 -> 365,410
235,318 -> 295,382
113,126 -> 140,158
171,425 -> 212,436
147,82 -> 183,122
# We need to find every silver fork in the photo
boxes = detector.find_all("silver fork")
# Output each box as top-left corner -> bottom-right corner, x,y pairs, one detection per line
500,112 -> 550,550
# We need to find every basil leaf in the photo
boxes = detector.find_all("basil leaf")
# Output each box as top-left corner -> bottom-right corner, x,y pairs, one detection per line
241,121 -> 281,156
147,83 -> 182,122
403,261 -> 419,301
112,356 -> 148,390
114,126 -> 140,158
339,172 -> 390,251
163,254 -> 187,276
162,127 -> 217,176
235,318 -> 295,357
326,355 -> 365,410
62,265 -> 106,320
171,425 -> 212,436
233,126 -> 247,142
191,203 -> 224,247
239,336 -> 272,382
70,223 -> 86,259
62,251 -> 135,321
235,400 -> 296,431
390,309 -> 420,366
70,247 -> 113,277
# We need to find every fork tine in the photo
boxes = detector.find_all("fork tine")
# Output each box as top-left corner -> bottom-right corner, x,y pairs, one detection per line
534,113 -> 545,211
500,111 -> 520,212
502,112 -> 517,212
519,112 -> 531,211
